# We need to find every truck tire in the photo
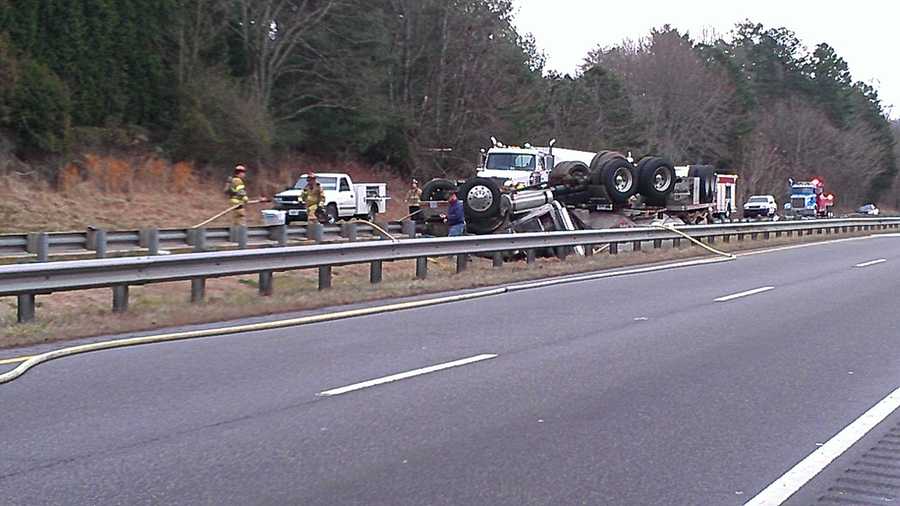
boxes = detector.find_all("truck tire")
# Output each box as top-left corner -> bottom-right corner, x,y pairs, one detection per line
638,157 -> 676,202
325,203 -> 339,224
688,165 -> 716,204
458,177 -> 502,221
421,178 -> 457,202
593,157 -> 637,205
589,151 -> 625,174
549,160 -> 590,186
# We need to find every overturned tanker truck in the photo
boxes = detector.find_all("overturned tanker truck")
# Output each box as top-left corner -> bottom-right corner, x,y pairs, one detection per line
419,139 -> 738,239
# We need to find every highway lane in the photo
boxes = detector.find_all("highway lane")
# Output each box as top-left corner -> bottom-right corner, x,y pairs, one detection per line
1,235 -> 900,504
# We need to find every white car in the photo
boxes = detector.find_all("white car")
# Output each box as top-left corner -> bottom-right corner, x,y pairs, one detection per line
273,173 -> 388,224
743,195 -> 778,219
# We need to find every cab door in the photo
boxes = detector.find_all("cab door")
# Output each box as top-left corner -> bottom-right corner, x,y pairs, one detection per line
337,177 -> 357,217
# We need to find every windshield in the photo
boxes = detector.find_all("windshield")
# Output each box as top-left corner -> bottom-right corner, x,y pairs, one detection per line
486,153 -> 536,171
294,176 -> 338,190
748,197 -> 769,203
792,187 -> 816,195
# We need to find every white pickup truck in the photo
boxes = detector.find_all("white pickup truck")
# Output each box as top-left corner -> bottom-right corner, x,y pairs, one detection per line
272,172 -> 389,224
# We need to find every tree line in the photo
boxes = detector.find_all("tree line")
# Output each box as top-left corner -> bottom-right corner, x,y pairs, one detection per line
0,1 -> 895,206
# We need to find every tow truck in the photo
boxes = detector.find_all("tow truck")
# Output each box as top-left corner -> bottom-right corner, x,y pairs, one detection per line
784,178 -> 835,219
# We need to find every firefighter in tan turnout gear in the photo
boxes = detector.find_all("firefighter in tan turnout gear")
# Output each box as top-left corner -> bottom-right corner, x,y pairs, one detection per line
227,165 -> 250,225
301,173 -> 326,223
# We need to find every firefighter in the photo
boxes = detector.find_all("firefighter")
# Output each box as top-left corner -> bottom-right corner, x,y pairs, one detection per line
405,179 -> 422,218
227,165 -> 249,225
301,173 -> 325,223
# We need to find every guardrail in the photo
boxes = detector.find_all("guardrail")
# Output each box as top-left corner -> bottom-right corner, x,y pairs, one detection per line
3,217 -> 899,324
0,220 -> 416,262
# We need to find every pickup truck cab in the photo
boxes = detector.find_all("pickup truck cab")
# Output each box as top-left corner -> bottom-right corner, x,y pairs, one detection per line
743,195 -> 777,219
273,172 -> 388,224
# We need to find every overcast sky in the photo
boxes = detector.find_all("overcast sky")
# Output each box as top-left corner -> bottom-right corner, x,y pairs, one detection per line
512,0 -> 898,119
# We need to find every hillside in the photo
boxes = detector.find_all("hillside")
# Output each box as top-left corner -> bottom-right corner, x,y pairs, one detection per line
0,2 -> 896,221
1,153 -> 411,233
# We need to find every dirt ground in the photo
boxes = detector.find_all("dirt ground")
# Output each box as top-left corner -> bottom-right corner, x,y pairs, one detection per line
0,228 -> 883,349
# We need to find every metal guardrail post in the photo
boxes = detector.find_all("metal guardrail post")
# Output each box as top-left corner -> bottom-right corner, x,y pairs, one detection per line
112,285 -> 129,313
231,226 -> 249,249
492,252 -> 503,268
370,260 -> 383,284
340,222 -> 357,242
723,235 -> 731,243
308,223 -> 324,243
402,220 -> 416,238
526,249 -> 536,265
708,236 -> 716,245
191,278 -> 206,303
416,257 -> 428,279
584,244 -> 594,257
609,243 -> 618,255
751,233 -> 758,240
191,228 -> 207,252
266,224 -> 287,246
673,238 -> 681,248
633,241 -> 642,252
17,294 -> 36,323
140,228 -> 160,255
456,254 -> 467,273
557,246 -> 568,261
318,266 -> 332,290
27,232 -> 49,262
259,271 -> 273,296
94,229 -> 108,259
653,239 -> 662,249
763,232 -> 771,240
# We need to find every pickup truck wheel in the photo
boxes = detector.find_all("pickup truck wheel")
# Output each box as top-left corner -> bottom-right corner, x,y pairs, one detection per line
325,203 -> 339,224
594,157 -> 638,205
638,157 -> 676,201
458,177 -> 501,221
421,179 -> 457,202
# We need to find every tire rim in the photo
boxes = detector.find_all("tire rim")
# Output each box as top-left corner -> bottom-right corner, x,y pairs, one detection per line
652,168 -> 672,192
613,168 -> 633,193
467,185 -> 494,212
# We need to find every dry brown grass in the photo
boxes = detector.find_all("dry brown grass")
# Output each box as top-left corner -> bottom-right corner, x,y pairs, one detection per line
0,227 -> 883,349
1,154 -> 411,233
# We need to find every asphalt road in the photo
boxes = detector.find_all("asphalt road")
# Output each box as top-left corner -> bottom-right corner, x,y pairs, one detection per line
2,235 -> 900,505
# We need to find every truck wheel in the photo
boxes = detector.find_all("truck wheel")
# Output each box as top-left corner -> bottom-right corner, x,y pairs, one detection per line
325,203 -> 339,224
421,179 -> 457,202
458,177 -> 501,221
594,157 -> 637,205
549,161 -> 590,186
589,151 -> 625,175
638,157 -> 676,202
688,165 -> 716,204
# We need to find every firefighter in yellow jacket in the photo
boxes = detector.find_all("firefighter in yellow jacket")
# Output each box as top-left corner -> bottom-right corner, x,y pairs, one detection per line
301,173 -> 325,223
228,165 -> 249,225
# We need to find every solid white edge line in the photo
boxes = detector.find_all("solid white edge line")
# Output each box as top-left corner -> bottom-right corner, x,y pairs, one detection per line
745,386 -> 900,506
854,259 -> 887,268
317,354 -> 498,397
714,286 -> 775,302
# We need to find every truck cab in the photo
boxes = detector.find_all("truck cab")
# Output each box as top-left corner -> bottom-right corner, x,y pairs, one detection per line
785,179 -> 834,219
273,172 -> 388,224
477,145 -> 547,187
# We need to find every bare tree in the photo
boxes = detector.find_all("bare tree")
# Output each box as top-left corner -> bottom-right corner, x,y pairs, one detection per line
586,27 -> 738,162
231,0 -> 337,118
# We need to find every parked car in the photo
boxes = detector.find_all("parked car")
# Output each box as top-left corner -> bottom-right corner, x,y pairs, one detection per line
272,173 -> 389,224
743,195 -> 778,219
857,203 -> 880,216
